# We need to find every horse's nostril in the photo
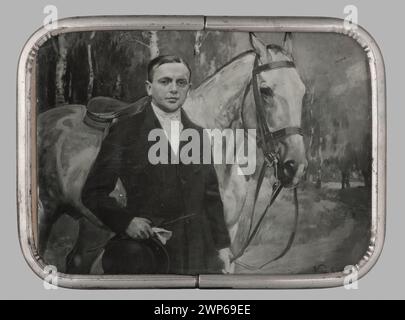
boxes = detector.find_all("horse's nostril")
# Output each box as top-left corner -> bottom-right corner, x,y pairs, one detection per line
283,160 -> 297,178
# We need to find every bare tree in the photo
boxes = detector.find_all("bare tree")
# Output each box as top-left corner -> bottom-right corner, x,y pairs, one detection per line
142,31 -> 159,59
87,32 -> 96,101
55,34 -> 68,105
194,30 -> 207,56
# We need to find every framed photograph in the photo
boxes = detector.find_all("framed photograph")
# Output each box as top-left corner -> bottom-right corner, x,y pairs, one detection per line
17,16 -> 386,289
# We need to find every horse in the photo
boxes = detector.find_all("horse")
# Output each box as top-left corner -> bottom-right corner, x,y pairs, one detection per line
37,33 -> 307,274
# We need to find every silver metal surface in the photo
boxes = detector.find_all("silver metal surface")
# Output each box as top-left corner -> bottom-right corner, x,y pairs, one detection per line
17,15 -> 386,289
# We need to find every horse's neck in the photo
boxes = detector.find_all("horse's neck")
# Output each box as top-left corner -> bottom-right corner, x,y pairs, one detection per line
183,52 -> 255,129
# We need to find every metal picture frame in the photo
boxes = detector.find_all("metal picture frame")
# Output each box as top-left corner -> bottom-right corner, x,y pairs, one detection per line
17,15 -> 386,289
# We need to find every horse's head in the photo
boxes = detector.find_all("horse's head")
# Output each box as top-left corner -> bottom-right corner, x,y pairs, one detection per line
249,33 -> 307,187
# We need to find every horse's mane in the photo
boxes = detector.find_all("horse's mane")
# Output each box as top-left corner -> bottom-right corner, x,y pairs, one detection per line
185,43 -> 292,129
199,44 -> 291,86
195,50 -> 254,88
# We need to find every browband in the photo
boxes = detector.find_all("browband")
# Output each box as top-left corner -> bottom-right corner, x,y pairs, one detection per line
253,61 -> 295,75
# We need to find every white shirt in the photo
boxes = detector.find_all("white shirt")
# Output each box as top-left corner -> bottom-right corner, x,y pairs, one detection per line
151,102 -> 183,155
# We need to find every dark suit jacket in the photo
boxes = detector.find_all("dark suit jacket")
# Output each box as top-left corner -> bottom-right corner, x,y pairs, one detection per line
82,97 -> 230,274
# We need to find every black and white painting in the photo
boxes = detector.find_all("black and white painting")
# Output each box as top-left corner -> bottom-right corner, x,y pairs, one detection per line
36,30 -> 372,275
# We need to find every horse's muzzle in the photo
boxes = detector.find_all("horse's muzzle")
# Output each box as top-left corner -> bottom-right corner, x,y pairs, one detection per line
279,159 -> 307,188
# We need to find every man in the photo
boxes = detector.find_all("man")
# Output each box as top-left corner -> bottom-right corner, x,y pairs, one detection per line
82,55 -> 232,275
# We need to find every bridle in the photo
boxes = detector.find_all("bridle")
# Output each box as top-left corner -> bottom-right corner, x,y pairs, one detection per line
230,54 -> 304,270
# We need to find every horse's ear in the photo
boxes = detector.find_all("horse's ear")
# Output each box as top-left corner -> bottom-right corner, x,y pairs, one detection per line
249,33 -> 268,60
282,32 -> 294,58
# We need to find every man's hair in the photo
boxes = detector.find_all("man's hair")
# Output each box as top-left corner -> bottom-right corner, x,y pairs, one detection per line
147,55 -> 192,82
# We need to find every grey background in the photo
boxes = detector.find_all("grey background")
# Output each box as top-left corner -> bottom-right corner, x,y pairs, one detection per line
0,0 -> 399,299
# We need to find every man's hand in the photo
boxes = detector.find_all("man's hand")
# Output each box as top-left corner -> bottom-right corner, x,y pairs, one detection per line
126,217 -> 154,240
218,247 -> 234,274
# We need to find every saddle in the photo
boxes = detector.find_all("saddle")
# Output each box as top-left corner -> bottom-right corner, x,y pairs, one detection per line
83,96 -> 149,129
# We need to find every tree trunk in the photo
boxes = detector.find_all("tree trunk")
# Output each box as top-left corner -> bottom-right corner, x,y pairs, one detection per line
194,30 -> 205,56
113,74 -> 122,98
55,34 -> 68,105
148,31 -> 159,59
87,32 -> 96,101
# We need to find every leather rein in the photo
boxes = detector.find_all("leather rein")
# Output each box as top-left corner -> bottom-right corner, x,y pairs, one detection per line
230,55 -> 303,270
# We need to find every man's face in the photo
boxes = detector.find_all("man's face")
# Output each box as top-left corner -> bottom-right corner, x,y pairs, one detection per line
146,62 -> 191,113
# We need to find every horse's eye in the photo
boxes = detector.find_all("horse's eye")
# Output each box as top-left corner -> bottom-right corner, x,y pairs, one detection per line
260,86 -> 274,97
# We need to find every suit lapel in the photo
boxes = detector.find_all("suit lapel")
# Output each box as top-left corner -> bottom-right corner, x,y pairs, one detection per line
139,101 -> 168,156
178,109 -> 203,206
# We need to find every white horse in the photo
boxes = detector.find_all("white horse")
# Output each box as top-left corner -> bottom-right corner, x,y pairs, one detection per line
38,33 -> 307,273
183,33 -> 307,247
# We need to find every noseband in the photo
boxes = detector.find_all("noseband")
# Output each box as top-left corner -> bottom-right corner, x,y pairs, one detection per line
231,55 -> 303,270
